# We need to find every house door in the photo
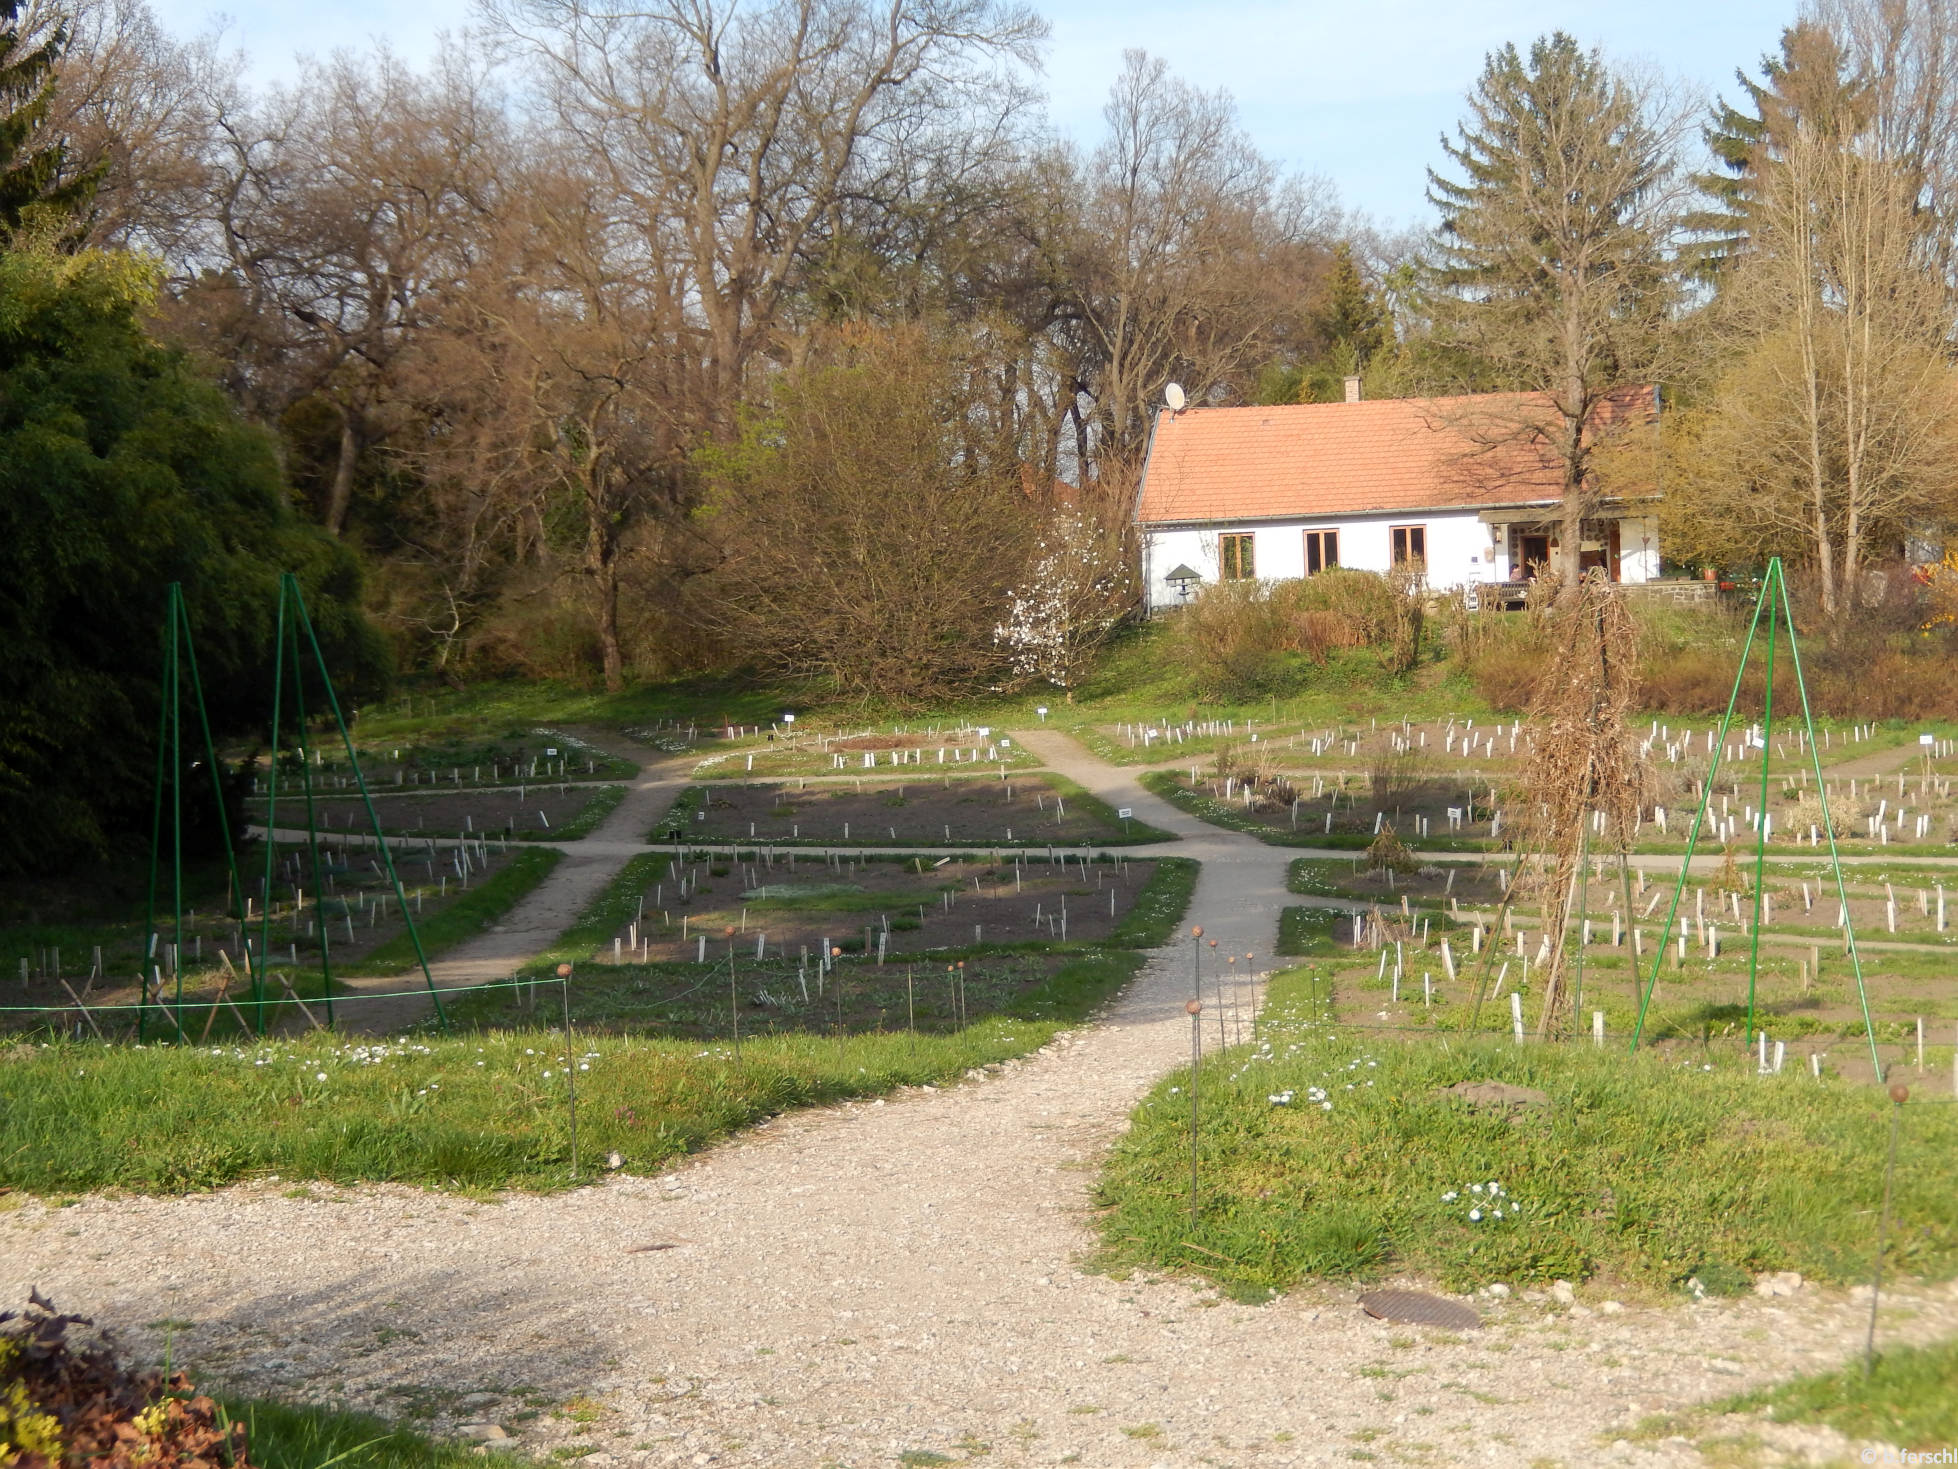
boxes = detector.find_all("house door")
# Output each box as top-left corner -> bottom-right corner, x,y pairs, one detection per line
1518,534 -> 1550,579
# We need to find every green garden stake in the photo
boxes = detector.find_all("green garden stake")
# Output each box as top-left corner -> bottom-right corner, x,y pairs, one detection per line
144,585 -> 253,1043
286,574 -> 447,1031
142,600 -> 175,1044
255,583 -> 288,1034
1629,576 -> 1767,1054
1745,578 -> 1778,1047
1773,568 -> 1883,1080
284,607 -> 336,1029
725,925 -> 740,1060
1571,810 -> 1591,1026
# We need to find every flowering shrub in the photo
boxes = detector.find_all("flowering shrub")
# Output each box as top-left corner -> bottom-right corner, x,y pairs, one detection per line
994,509 -> 1131,690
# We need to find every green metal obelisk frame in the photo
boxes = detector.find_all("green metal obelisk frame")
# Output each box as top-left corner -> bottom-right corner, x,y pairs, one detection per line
257,572 -> 448,1033
143,583 -> 252,1042
1629,557 -> 1882,1078
145,575 -> 448,1039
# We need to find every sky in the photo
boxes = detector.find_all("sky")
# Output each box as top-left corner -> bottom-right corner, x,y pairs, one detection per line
147,0 -> 1800,230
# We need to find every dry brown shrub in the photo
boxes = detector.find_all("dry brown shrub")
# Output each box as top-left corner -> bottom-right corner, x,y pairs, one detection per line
1469,648 -> 1549,712
1177,582 -> 1287,696
1367,824 -> 1420,873
1,1294 -> 252,1469
1510,572 -> 1648,1037
1286,609 -> 1364,662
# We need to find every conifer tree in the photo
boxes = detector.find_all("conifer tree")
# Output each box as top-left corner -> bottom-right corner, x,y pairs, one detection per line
1426,33 -> 1683,598
1688,22 -> 1868,278
0,0 -> 94,238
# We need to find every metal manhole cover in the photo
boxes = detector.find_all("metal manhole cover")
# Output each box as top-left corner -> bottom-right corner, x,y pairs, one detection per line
1357,1289 -> 1482,1330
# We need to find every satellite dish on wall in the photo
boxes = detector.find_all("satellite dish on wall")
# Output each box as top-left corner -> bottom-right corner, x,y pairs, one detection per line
1164,382 -> 1186,412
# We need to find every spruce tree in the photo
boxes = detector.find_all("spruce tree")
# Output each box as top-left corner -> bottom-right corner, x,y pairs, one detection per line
0,0 -> 94,237
1425,33 -> 1681,599
1688,22 -> 1868,278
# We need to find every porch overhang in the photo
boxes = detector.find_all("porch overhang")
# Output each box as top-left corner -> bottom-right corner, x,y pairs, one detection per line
1476,498 -> 1658,527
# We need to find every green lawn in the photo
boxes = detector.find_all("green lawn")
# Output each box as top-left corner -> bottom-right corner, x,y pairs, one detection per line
1094,955 -> 1958,1300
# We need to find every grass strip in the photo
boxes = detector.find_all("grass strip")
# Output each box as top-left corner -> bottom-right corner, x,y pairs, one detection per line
1704,1336 -> 1958,1452
1110,857 -> 1200,948
0,955 -> 1142,1195
1276,906 -> 1344,956
516,852 -> 673,977
533,783 -> 626,841
227,1398 -> 524,1469
1038,773 -> 1180,844
362,849 -> 562,974
1093,960 -> 1958,1301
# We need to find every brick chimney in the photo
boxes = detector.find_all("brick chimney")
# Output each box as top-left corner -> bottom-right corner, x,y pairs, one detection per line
1343,375 -> 1362,403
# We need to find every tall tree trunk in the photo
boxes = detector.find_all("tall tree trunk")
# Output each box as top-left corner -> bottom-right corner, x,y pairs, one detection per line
323,407 -> 360,537
1560,296 -> 1588,603
1803,333 -> 1837,615
586,493 -> 624,693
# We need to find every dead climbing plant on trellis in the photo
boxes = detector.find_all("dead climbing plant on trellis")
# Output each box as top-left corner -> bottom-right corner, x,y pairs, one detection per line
1470,570 -> 1650,1038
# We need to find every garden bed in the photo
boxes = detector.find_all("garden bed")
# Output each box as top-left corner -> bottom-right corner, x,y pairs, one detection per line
654,774 -> 1169,846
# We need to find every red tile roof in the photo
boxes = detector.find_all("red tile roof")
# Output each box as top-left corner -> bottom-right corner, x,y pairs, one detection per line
1134,387 -> 1657,525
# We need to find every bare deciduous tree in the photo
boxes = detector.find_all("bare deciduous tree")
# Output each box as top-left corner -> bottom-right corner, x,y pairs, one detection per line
1064,50 -> 1334,496
696,325 -> 1033,702
1666,116 -> 1958,611
482,0 -> 1045,433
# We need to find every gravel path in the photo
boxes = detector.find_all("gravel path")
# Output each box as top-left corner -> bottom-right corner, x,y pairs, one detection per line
330,730 -> 692,1031
7,730 -> 1953,1467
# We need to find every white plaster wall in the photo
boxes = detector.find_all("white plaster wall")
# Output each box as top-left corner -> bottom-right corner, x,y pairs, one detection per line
1619,516 -> 1659,583
1142,510 -> 1662,607
1142,512 -> 1505,609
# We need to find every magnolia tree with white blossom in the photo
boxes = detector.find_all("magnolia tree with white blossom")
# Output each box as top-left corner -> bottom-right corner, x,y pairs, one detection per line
994,508 -> 1133,692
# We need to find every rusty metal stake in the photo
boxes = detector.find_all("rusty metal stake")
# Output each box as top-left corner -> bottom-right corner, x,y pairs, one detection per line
1188,997 -> 1203,1228
1867,1081 -> 1908,1374
557,962 -> 578,1182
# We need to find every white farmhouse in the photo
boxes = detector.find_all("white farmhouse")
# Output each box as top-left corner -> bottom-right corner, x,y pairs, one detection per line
1135,382 -> 1661,610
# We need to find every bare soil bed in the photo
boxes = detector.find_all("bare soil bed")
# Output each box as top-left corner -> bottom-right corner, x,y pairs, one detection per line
692,726 -> 1041,781
247,727 -> 633,791
602,852 -> 1155,963
255,784 -> 617,840
660,775 -> 1140,847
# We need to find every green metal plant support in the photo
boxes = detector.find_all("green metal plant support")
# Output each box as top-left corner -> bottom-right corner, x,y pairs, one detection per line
142,584 -> 253,1043
1629,558 -> 1881,1077
148,575 -> 449,1039
257,572 -> 449,1032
